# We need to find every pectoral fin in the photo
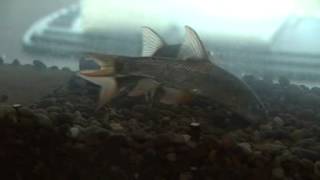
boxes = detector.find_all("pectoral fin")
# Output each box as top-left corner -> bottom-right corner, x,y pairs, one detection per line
78,74 -> 118,110
128,78 -> 160,97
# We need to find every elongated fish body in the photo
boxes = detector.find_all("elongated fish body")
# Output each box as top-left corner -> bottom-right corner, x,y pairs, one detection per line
79,26 -> 267,123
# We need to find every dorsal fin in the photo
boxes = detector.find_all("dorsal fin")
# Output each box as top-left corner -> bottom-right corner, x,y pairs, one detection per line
141,26 -> 166,57
178,26 -> 208,61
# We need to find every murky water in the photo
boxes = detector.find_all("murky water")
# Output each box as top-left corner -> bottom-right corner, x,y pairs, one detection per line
0,0 -> 78,69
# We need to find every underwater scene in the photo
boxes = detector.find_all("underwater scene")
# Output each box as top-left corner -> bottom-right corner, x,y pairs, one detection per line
1,0 -> 320,179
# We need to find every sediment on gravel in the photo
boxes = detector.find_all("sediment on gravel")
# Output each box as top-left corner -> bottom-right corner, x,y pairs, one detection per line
1,61 -> 320,180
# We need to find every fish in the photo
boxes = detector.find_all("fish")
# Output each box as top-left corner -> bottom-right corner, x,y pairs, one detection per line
78,26 -> 267,123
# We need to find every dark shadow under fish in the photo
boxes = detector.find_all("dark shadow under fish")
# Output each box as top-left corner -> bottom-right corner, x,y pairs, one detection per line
78,26 -> 267,124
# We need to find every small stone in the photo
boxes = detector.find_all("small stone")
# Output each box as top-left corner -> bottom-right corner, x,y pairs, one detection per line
55,113 -> 74,126
272,167 -> 285,179
90,120 -> 102,127
208,149 -> 217,162
49,66 -> 59,70
11,59 -> 20,66
33,60 -> 47,70
273,116 -> 284,127
132,104 -> 147,112
0,105 -> 17,124
172,134 -> 188,144
299,159 -> 314,171
19,117 -> 36,127
290,129 -> 308,141
179,172 -> 192,180
314,161 -> 320,177
255,143 -> 287,154
62,67 -> 71,71
70,126 -> 81,138
48,112 -> 58,121
19,107 -> 35,117
84,125 -> 110,136
238,142 -> 252,154
40,98 -> 57,108
182,134 -> 191,143
64,102 -> 74,110
110,122 -> 124,131
35,114 -> 52,128
259,123 -> 273,131
0,94 -> 8,103
46,106 -> 62,113
166,153 -> 176,162
260,129 -> 290,140
291,147 -> 320,161
278,76 -> 290,87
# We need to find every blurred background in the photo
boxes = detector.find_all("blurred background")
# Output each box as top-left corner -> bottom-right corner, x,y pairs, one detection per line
1,0 -> 320,84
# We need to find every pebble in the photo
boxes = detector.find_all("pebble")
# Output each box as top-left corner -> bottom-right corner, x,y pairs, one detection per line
11,59 -> 20,66
172,134 -> 189,144
299,158 -> 314,171
62,67 -> 71,71
208,149 -> 217,162
0,94 -> 8,103
179,172 -> 192,180
49,66 -> 59,70
19,117 -> 36,127
259,123 -> 273,131
291,147 -> 320,161
166,153 -> 177,162
0,105 -> 17,124
55,113 -> 74,126
290,129 -> 307,141
35,113 -> 52,128
278,76 -> 290,87
110,122 -> 124,131
32,60 -> 47,70
260,129 -> 290,140
273,116 -> 284,127
40,98 -> 57,108
255,143 -> 287,154
272,167 -> 285,179
238,142 -> 252,154
19,107 -> 35,117
84,125 -> 110,136
70,126 -> 81,138
314,161 -> 320,177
